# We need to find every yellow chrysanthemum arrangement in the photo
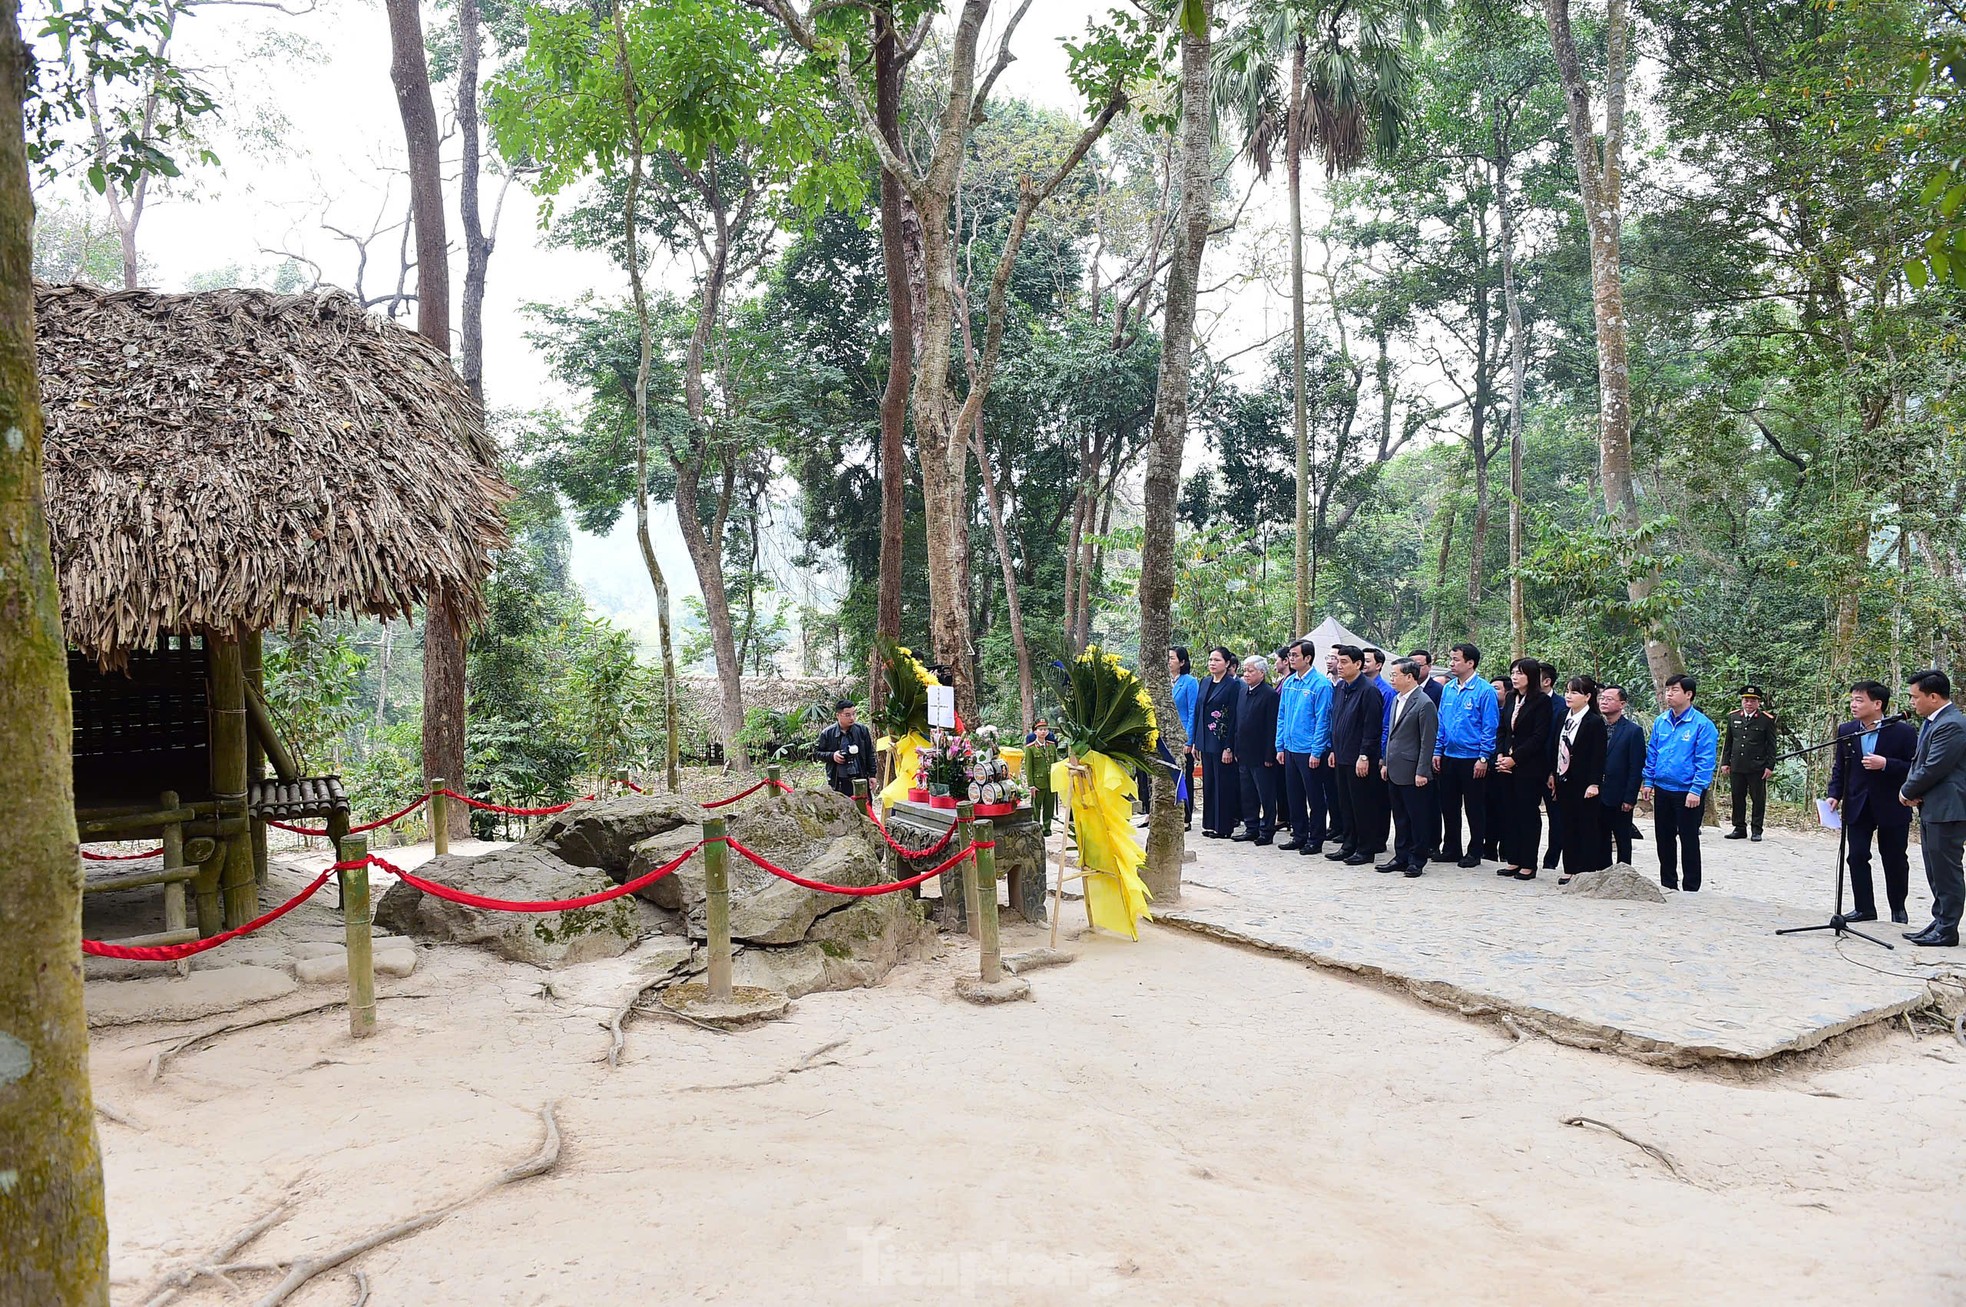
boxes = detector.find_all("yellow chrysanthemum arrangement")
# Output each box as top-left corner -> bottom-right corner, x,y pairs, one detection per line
1053,644 -> 1159,770
874,635 -> 937,741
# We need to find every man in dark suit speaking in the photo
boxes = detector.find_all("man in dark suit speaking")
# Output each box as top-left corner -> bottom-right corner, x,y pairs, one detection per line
1901,669 -> 1966,947
1379,657 -> 1440,877
1827,680 -> 1919,925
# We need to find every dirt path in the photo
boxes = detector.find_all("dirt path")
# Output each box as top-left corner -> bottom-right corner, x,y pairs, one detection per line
91,880 -> 1966,1306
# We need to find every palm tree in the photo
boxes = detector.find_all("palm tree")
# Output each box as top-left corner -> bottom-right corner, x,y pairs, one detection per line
1213,0 -> 1439,634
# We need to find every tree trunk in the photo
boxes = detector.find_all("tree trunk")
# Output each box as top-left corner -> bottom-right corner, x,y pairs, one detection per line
870,11 -> 912,720
1288,35 -> 1310,636
387,0 -> 466,831
1138,0 -> 1213,902
1430,497 -> 1456,652
671,187 -> 750,770
1543,0 -> 1681,697
612,4 -> 679,791
458,0 -> 491,407
1,2 -> 110,1293
971,414 -> 1035,725
1497,134 -> 1529,658
1466,395 -> 1490,626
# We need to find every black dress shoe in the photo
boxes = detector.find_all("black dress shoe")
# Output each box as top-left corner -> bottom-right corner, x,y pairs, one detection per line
1230,830 -> 1256,842
1892,908 -> 1909,925
1905,927 -> 1960,946
1750,831 -> 1763,842
1344,854 -> 1371,866
1252,835 -> 1272,846
1325,847 -> 1354,862
1457,856 -> 1482,869
1298,843 -> 1323,856
1374,860 -> 1402,873
1496,866 -> 1517,877
1278,839 -> 1304,851
1724,830 -> 1747,840
1403,867 -> 1423,877
1841,909 -> 1878,923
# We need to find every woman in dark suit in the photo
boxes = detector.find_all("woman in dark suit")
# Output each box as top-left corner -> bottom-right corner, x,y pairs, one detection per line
1550,675 -> 1608,884
1494,657 -> 1552,880
1197,646 -> 1243,838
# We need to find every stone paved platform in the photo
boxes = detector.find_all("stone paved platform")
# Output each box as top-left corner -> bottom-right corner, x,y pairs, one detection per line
1159,835 -> 1939,1065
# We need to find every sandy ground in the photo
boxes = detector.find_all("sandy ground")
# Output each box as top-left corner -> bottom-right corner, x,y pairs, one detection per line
89,828 -> 1966,1306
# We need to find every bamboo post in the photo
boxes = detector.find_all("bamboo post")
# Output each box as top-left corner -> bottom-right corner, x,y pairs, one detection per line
957,800 -> 980,939
211,633 -> 257,929
327,807 -> 351,911
337,834 -> 376,1038
704,816 -> 732,1002
429,777 -> 449,857
975,819 -> 1002,983
160,790 -> 189,976
766,762 -> 782,792
244,632 -> 269,889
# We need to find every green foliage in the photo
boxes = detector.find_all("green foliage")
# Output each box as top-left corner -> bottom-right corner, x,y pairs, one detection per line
874,636 -> 933,741
27,0 -> 221,191
263,619 -> 368,774
1907,32 -> 1966,289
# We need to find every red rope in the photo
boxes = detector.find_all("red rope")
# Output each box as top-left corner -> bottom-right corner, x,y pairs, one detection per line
368,844 -> 701,913
621,779 -> 647,794
81,867 -> 337,960
81,847 -> 164,861
701,778 -> 794,809
437,788 -> 582,817
858,801 -> 957,859
268,793 -> 433,838
721,836 -> 989,897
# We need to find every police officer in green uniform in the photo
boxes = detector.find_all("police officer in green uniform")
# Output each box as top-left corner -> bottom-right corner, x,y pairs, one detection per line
1722,685 -> 1779,842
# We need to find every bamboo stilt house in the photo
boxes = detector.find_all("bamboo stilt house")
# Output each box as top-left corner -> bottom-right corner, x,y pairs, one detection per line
36,282 -> 510,939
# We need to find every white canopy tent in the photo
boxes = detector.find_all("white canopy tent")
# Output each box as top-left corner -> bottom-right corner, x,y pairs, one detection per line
1302,615 -> 1372,655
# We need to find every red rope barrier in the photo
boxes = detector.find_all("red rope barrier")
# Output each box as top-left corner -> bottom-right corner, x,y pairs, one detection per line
369,844 -> 701,913
268,793 -> 433,838
701,778 -> 793,809
858,801 -> 957,859
621,779 -> 647,794
721,836 -> 989,897
80,847 -> 164,861
437,788 -> 582,817
81,867 -> 337,960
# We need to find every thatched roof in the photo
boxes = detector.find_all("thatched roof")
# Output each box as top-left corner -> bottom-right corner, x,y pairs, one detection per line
35,282 -> 511,662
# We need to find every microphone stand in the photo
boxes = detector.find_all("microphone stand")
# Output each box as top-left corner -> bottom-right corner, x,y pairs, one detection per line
1772,718 -> 1903,951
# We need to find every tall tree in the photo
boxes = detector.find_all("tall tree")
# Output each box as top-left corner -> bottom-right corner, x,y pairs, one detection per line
382,0 -> 469,829
1542,0 -> 1682,695
0,0 -> 191,1290
753,0 -> 1130,719
1140,0 -> 1214,901
1214,0 -> 1436,634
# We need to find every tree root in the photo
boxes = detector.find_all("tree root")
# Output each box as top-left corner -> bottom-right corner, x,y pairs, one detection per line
348,1269 -> 371,1306
144,993 -> 436,1082
136,1201 -> 293,1307
96,1099 -> 144,1130
250,1101 -> 562,1307
677,1038 -> 852,1093
1561,1115 -> 1694,1185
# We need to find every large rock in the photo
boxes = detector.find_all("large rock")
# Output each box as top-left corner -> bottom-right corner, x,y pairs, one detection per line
375,846 -> 660,967
1559,864 -> 1668,903
86,966 -> 296,1028
523,793 -> 706,880
806,894 -> 936,988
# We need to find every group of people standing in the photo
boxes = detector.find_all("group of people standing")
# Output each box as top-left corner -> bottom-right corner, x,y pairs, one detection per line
1174,639 -> 1757,892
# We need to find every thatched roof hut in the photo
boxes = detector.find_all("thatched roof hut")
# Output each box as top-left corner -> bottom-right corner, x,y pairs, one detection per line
36,281 -> 509,664
39,281 -> 511,941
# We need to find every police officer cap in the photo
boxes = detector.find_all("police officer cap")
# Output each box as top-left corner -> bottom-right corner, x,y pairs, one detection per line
1736,685 -> 1763,699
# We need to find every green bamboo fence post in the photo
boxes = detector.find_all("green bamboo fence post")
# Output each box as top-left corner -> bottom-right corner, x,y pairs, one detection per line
766,762 -> 782,792
338,834 -> 376,1038
957,800 -> 980,939
429,777 -> 449,858
160,790 -> 189,976
704,816 -> 732,1001
211,632 -> 256,929
975,819 -> 1001,983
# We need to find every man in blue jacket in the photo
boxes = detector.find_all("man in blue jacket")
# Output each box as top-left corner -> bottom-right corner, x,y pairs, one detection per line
1640,674 -> 1721,891
1274,639 -> 1332,856
1432,642 -> 1497,868
1597,685 -> 1647,866
1326,644 -> 1388,865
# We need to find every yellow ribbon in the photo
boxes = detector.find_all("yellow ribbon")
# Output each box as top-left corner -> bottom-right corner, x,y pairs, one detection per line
1050,749 -> 1153,940
878,731 -> 929,811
